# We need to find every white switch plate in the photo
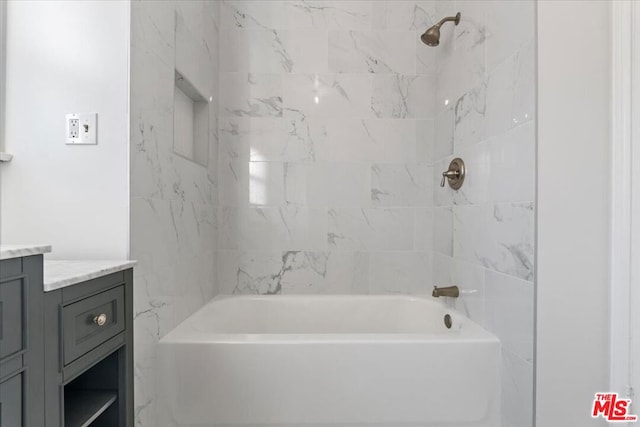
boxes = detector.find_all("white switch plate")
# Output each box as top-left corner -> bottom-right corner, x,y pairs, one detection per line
66,113 -> 97,145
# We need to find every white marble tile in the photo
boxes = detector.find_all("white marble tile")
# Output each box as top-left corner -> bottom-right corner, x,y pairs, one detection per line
414,208 -> 434,251
453,202 -> 534,282
433,207 -> 453,256
220,206 -> 328,251
372,1 -> 435,31
449,259 -> 486,325
501,349 -> 534,427
485,0 -> 535,72
328,208 -> 415,251
416,119 -> 435,163
220,29 -> 284,73
487,202 -> 534,282
285,118 -> 390,163
452,204 -> 484,265
485,270 -> 534,363
283,110 -> 324,161
168,200 -> 216,296
220,0 -> 287,30
485,40 -> 535,136
453,80 -> 488,149
417,38 -> 436,75
130,74 -> 175,200
434,107 -> 453,160
220,161 -> 285,207
174,1 -> 209,41
433,0 -> 457,28
371,163 -> 433,207
361,118 -> 419,162
130,14 -> 175,110
328,31 -> 417,74
317,118 -> 418,162
219,117 -> 317,163
432,252 -> 454,285
371,74 -> 434,118
175,10 -> 214,98
218,250 -> 369,294
488,122 -> 535,203
219,72 -> 283,117
169,153 -> 215,204
283,73 -> 372,118
284,162 -> 371,208
131,198 -> 181,297
131,198 -> 216,423
369,251 -> 432,294
510,41 -> 535,129
286,1 -> 372,30
434,2 -> 487,109
131,0 -> 175,67
220,29 -> 328,73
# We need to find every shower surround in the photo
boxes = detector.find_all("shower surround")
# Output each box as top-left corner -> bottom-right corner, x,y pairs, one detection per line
217,1 -> 535,427
218,1 -> 437,295
129,1 -> 534,426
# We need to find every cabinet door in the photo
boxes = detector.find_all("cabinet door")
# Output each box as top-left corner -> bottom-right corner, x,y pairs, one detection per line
0,279 -> 25,360
0,373 -> 23,426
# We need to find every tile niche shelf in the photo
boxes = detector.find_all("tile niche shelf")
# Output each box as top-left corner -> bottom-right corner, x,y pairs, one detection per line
173,70 -> 210,167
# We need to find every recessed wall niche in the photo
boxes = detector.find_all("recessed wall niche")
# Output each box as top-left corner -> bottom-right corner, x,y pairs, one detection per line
172,10 -> 212,167
173,71 -> 209,166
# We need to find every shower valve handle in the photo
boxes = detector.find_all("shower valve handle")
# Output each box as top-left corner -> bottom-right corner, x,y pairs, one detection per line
440,158 -> 466,190
440,170 -> 459,187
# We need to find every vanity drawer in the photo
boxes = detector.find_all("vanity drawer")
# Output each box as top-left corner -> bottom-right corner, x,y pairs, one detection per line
62,286 -> 125,366
0,279 -> 25,360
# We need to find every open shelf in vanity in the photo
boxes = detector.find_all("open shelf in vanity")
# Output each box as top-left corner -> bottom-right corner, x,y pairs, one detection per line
63,350 -> 121,427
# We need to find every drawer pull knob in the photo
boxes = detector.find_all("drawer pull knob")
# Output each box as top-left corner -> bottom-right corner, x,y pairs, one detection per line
93,313 -> 107,327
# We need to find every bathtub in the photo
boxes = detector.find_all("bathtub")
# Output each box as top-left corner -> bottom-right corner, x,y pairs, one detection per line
158,295 -> 501,427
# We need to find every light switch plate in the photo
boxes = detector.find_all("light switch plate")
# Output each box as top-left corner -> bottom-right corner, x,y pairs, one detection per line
66,113 -> 98,145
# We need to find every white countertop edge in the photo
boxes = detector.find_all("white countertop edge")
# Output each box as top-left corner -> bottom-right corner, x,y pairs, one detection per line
0,244 -> 52,260
44,260 -> 137,292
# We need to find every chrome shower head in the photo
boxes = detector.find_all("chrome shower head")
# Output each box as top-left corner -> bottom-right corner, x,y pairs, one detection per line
420,12 -> 461,47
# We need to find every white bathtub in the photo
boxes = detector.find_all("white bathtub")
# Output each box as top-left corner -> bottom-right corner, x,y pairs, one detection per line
158,295 -> 501,427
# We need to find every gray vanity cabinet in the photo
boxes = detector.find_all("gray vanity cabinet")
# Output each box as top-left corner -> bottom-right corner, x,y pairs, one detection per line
1,254 -> 133,427
45,269 -> 134,427
0,255 -> 45,427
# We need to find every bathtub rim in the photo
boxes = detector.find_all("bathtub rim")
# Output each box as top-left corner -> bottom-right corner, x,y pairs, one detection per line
159,294 -> 499,345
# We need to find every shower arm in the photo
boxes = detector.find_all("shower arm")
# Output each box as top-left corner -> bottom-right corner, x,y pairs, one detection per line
435,12 -> 461,28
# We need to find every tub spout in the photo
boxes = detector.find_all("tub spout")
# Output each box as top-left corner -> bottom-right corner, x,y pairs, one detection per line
432,285 -> 459,298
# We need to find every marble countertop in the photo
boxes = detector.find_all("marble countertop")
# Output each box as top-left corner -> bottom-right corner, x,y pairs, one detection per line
0,244 -> 52,260
44,260 -> 137,292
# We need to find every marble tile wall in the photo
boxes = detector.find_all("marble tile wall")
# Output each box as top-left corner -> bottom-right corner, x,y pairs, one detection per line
431,1 -> 536,426
218,0 -> 437,295
129,1 -> 219,425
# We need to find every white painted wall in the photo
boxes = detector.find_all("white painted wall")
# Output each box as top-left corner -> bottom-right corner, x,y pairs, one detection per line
0,0 -> 130,259
536,1 -> 611,425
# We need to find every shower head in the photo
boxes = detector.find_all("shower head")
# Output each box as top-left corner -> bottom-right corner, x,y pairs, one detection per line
420,12 -> 461,47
